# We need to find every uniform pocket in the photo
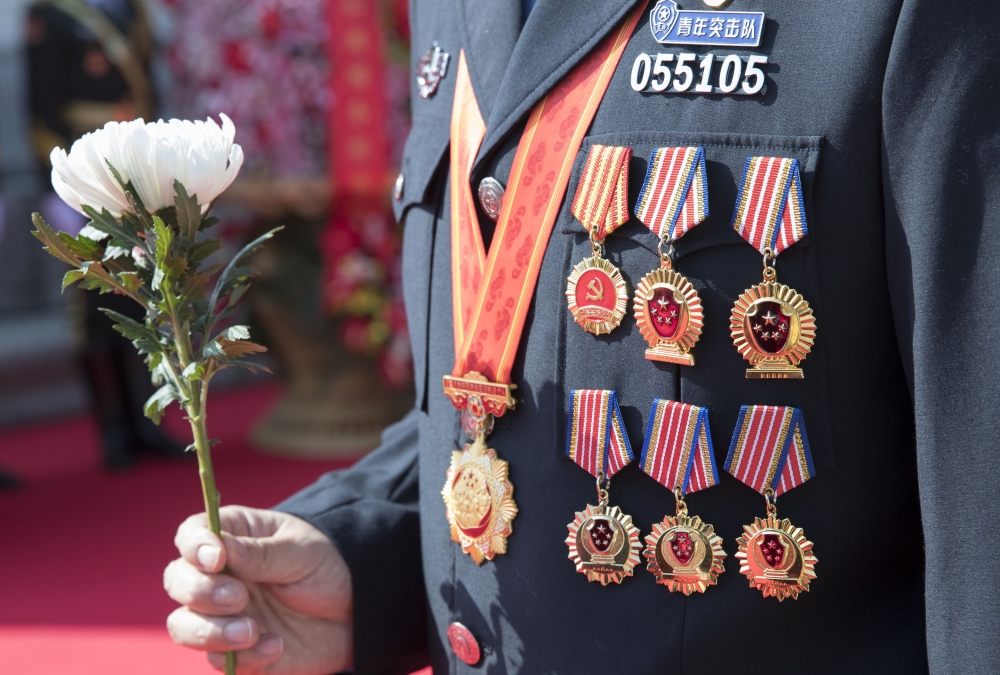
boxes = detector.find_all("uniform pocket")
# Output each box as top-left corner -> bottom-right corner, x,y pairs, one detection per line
557,131 -> 837,471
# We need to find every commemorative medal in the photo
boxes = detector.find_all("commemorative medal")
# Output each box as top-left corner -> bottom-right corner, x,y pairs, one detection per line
724,405 -> 818,600
639,399 -> 725,594
441,7 -> 647,563
632,147 -> 708,365
566,145 -> 632,335
730,157 -> 816,378
442,375 -> 518,564
565,390 -> 642,585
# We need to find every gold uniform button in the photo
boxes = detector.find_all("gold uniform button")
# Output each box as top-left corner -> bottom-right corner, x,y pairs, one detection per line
446,622 -> 481,665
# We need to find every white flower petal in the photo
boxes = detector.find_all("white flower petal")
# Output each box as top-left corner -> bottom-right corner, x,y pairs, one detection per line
49,115 -> 244,218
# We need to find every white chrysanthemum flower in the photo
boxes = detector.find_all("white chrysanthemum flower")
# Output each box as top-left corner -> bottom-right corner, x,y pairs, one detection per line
50,114 -> 244,218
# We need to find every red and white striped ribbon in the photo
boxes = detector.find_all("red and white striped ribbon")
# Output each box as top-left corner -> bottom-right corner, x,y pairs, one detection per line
566,389 -> 633,479
724,405 -> 815,496
633,146 -> 708,242
731,156 -> 808,256
640,399 -> 718,494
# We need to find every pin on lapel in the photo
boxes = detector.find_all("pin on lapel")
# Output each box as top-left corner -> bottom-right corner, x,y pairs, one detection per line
417,41 -> 450,99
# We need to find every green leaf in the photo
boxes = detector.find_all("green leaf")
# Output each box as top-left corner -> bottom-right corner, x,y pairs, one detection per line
187,239 -> 223,265
82,205 -> 145,250
118,271 -> 142,294
207,227 -> 283,317
57,232 -> 104,260
152,216 -> 173,265
222,325 -> 251,341
32,213 -> 82,267
104,160 -> 153,229
174,181 -> 202,241
203,340 -> 226,359
227,283 -> 249,308
101,309 -> 163,355
143,384 -> 179,425
104,245 -> 130,260
150,215 -> 189,291
182,361 -> 204,382
62,269 -> 85,291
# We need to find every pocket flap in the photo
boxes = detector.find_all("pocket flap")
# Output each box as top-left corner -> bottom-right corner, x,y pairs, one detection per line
393,114 -> 452,222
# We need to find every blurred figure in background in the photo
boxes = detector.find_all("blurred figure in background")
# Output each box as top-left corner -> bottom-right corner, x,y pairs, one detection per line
25,0 -> 184,469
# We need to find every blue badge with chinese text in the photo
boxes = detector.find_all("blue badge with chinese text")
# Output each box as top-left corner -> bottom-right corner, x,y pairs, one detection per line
650,0 -> 764,48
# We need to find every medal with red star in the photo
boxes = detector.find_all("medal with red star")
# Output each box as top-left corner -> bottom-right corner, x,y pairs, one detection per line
725,405 -> 819,600
639,399 -> 726,594
564,390 -> 642,586
633,146 -> 708,365
730,156 -> 816,379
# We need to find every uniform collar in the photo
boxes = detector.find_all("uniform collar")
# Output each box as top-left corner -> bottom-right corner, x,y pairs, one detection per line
472,0 -> 644,170
455,0 -> 523,124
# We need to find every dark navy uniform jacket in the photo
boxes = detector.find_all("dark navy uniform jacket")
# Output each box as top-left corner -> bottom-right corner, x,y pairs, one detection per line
278,1 -> 1000,673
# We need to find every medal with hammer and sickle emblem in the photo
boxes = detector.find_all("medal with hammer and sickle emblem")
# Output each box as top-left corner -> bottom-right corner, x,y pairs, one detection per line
565,145 -> 631,335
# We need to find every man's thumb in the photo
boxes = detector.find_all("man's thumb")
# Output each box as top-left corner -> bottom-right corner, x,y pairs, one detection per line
222,532 -> 307,583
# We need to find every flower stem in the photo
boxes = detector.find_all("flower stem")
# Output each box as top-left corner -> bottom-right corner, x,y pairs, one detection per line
186,385 -> 236,675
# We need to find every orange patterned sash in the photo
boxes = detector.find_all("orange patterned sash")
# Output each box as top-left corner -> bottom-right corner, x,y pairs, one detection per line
446,5 -> 644,407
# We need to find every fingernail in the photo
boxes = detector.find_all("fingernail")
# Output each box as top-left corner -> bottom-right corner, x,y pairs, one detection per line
224,618 -> 252,645
197,545 -> 220,570
213,584 -> 241,607
257,634 -> 283,656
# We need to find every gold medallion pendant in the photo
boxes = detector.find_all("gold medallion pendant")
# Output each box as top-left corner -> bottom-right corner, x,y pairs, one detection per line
724,407 -> 818,600
442,430 -> 517,564
645,501 -> 725,595
564,390 -> 640,585
729,156 -> 816,378
634,265 -> 703,365
639,400 -> 724,593
730,275 -> 815,379
566,500 -> 642,586
567,144 -> 633,336
566,256 -> 628,335
632,145 -> 710,364
442,374 -> 519,564
736,512 -> 817,601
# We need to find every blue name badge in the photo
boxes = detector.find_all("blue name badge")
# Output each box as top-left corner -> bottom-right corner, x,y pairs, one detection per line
650,0 -> 765,48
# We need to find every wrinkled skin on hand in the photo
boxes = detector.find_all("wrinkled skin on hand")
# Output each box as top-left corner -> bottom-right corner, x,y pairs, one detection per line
164,506 -> 352,674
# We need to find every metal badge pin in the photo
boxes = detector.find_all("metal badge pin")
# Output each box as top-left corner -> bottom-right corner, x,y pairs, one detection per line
477,177 -> 505,221
416,41 -> 450,99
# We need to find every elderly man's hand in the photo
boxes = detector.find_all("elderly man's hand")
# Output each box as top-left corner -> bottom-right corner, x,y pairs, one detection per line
164,506 -> 352,674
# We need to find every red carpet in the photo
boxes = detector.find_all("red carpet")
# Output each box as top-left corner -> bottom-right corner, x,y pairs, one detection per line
0,384 -> 429,674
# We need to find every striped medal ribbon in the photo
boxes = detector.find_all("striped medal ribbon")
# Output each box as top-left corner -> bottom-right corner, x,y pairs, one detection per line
724,405 -> 819,600
441,4 -> 646,565
632,147 -> 708,366
565,145 -> 632,335
564,390 -> 642,586
729,156 -> 817,379
639,399 -> 725,594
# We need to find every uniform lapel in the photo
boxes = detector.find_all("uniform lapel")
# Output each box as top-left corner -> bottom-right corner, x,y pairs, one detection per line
474,0 -> 644,168
455,0 -> 522,123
